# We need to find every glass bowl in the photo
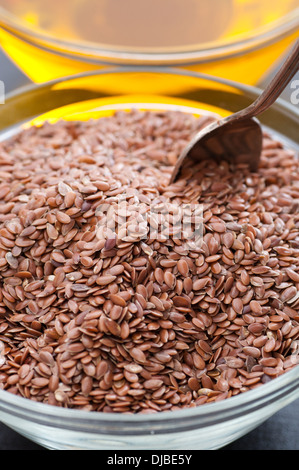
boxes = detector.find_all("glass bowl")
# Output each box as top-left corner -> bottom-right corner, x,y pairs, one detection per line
0,1 -> 298,84
0,69 -> 298,450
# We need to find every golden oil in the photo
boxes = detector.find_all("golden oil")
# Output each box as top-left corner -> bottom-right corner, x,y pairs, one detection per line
0,0 -> 298,84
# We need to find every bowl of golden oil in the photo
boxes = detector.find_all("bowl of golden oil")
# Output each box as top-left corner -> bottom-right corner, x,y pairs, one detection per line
0,0 -> 298,84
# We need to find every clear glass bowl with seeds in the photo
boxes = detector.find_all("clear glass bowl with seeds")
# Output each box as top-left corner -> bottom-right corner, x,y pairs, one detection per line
0,69 -> 298,450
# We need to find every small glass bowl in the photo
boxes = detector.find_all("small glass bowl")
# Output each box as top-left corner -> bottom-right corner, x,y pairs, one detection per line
0,69 -> 298,450
0,2 -> 298,84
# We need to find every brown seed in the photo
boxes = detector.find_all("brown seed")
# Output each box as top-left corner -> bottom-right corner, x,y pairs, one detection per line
192,317 -> 205,330
242,346 -> 261,358
143,379 -> 163,389
250,300 -> 263,315
81,256 -> 94,267
248,323 -> 265,335
51,252 -> 65,263
0,109 -> 297,414
46,223 -> 59,240
222,232 -> 234,248
232,298 -> 243,314
188,377 -> 200,391
173,296 -> 190,308
106,318 -> 121,337
49,375 -> 59,392
31,377 -> 49,388
193,278 -> 210,291
124,363 -> 143,374
58,181 -> 72,196
281,286 -> 297,303
240,269 -> 250,286
217,377 -> 229,392
56,211 -> 71,224
71,284 -> 89,292
96,275 -> 116,286
154,267 -> 164,284
264,337 -> 276,352
130,347 -> 146,363
177,259 -> 189,277
108,265 -> 125,276
110,294 -> 127,307
225,357 -> 245,369
64,191 -> 76,208
193,353 -> 205,369
82,376 -> 93,396
285,268 -> 299,283
164,271 -> 176,289
5,252 -> 18,269
18,364 -> 30,379
210,222 -> 226,233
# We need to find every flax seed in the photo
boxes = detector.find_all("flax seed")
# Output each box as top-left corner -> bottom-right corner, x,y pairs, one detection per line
0,109 -> 297,414
96,275 -> 117,286
177,259 -> 189,277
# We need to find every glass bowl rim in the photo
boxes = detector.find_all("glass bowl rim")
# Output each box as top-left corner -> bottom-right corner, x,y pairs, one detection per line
4,65 -> 299,116
0,66 -> 298,432
0,362 -> 298,426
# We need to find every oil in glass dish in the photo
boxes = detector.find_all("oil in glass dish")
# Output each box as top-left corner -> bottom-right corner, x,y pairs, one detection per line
0,0 -> 298,83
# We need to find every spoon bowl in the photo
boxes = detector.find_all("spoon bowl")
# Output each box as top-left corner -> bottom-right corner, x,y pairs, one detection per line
171,39 -> 299,183
171,116 -> 263,182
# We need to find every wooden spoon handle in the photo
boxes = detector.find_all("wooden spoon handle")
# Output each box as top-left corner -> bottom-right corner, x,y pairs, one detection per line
234,38 -> 299,120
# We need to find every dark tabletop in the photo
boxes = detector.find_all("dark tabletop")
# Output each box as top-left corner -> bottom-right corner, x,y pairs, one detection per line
0,48 -> 298,451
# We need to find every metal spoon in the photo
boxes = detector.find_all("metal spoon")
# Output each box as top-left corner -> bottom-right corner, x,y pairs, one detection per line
170,39 -> 299,183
